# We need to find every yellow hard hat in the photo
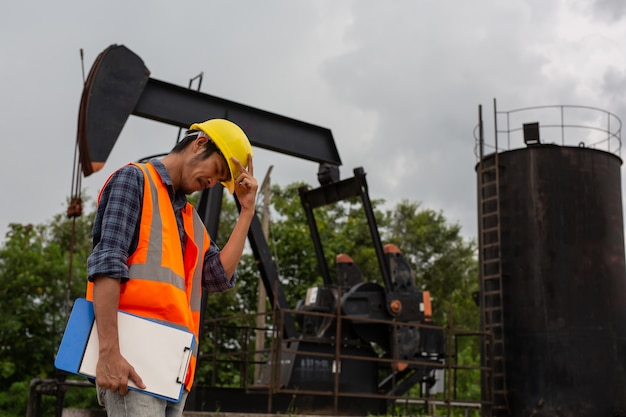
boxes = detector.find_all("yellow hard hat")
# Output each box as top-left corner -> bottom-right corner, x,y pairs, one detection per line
188,119 -> 253,194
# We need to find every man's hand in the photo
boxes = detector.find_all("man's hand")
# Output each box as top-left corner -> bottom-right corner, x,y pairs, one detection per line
96,350 -> 145,396
92,276 -> 146,395
232,153 -> 258,212
219,153 -> 259,278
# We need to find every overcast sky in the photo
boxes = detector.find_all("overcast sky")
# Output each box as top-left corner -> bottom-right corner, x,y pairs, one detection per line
2,0 -> 626,244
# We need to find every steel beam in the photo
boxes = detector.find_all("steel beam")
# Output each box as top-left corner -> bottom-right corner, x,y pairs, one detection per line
133,78 -> 342,166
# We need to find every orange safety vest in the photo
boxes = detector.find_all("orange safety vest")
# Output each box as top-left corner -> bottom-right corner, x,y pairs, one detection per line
86,162 -> 209,391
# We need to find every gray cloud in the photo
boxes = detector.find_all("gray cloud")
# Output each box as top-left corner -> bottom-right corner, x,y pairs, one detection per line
591,0 -> 626,21
2,0 -> 626,243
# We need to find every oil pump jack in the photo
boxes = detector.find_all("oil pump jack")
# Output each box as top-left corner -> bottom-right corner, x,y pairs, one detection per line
75,44 -> 445,415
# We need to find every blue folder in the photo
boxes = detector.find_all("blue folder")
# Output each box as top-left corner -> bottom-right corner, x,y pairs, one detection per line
55,298 -> 195,402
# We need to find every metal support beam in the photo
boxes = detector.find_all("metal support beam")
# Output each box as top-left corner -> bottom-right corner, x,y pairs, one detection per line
77,44 -> 336,341
298,167 -> 392,293
196,186 -> 298,339
246,211 -> 299,339
78,44 -> 341,176
133,78 -> 342,166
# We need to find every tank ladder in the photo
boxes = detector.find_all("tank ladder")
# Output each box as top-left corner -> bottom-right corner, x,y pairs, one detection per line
477,102 -> 510,415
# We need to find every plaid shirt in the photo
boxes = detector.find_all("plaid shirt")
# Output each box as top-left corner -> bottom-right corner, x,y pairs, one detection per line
87,159 -> 235,293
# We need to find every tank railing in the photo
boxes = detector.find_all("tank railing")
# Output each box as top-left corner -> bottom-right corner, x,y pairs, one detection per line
41,306 -> 488,416
25,377 -> 96,417
195,304 -> 488,416
474,104 -> 622,159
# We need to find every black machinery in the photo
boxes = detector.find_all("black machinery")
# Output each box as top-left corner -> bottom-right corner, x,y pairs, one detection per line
74,44 -> 446,415
245,167 -> 446,415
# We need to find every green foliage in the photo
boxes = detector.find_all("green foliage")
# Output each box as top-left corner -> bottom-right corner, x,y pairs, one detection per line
0,198 -> 98,417
227,182 -> 481,405
0,380 -> 28,417
233,186 -> 479,333
264,183 -> 324,303
453,335 -> 481,401
384,200 -> 479,329
0,182 -> 481,414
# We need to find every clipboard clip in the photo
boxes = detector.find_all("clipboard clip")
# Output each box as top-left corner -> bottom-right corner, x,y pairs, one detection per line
176,347 -> 192,384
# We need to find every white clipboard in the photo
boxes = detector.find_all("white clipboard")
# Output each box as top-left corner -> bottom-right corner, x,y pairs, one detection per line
55,298 -> 195,402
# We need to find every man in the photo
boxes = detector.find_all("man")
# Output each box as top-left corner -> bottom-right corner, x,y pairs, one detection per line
85,119 -> 257,417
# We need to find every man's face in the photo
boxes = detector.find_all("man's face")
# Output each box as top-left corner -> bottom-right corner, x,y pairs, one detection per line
180,142 -> 230,194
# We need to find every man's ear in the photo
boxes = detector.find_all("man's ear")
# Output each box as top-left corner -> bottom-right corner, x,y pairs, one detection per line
194,135 -> 208,151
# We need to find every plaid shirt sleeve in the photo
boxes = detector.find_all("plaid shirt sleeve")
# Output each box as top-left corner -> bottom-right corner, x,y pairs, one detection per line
87,164 -> 143,283
203,238 -> 237,293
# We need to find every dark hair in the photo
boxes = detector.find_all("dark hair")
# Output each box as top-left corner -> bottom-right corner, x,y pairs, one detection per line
172,130 -> 218,155
172,131 -> 198,152
172,130 -> 230,179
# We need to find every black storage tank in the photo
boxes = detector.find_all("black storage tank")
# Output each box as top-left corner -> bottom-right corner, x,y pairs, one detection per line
478,143 -> 626,416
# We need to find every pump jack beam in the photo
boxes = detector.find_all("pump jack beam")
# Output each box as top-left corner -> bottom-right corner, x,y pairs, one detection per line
133,78 -> 341,167
77,44 -> 341,177
77,44 -> 343,339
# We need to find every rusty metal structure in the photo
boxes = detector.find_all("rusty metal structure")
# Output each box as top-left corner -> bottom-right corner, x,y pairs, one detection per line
475,100 -> 626,416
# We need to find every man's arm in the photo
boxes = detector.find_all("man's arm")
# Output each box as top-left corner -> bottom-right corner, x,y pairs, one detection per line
92,276 -> 145,395
219,207 -> 255,279
219,154 -> 258,278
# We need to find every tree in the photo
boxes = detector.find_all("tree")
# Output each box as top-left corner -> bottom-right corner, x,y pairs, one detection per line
0,182 -> 481,415
384,200 -> 479,329
383,200 -> 481,405
229,183 -> 481,406
233,185 -> 479,332
0,202 -> 96,416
